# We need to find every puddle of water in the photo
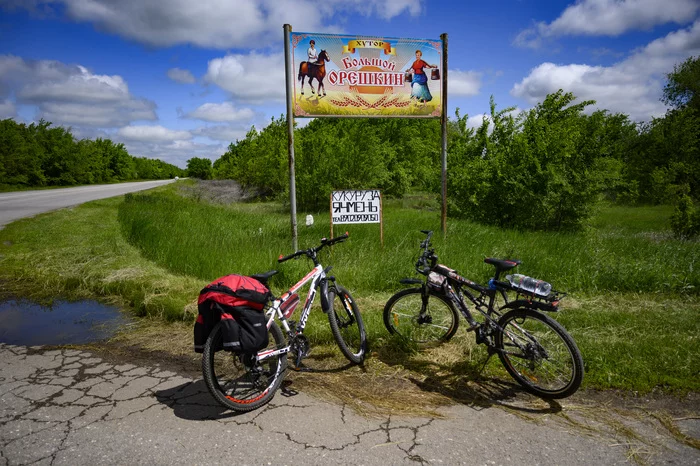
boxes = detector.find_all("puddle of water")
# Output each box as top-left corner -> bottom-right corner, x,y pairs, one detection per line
0,299 -> 131,346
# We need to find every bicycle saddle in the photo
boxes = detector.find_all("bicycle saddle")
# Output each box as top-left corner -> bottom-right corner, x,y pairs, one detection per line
250,270 -> 279,287
484,258 -> 520,273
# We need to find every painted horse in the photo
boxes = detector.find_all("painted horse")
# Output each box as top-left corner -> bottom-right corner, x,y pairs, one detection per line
298,50 -> 330,96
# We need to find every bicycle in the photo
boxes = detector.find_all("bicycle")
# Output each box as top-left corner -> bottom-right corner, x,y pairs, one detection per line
383,230 -> 584,399
202,233 -> 368,412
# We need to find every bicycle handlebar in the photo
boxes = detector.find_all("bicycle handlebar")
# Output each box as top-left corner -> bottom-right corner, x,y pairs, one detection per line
416,230 -> 437,275
321,232 -> 349,247
278,232 -> 349,263
277,250 -> 306,263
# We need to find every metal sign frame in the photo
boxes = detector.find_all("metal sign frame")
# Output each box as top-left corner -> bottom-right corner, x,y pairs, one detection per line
284,25 -> 448,248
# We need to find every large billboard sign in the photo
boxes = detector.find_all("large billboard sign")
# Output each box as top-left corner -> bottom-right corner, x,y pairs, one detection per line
290,32 -> 442,118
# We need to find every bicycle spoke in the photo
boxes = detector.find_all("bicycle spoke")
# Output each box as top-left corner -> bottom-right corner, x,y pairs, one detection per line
496,309 -> 583,398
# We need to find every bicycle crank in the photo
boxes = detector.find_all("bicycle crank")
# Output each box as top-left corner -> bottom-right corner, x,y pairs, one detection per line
290,334 -> 311,370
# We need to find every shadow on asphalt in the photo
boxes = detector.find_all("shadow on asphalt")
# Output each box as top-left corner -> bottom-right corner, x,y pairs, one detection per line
410,374 -> 563,414
155,380 -> 244,420
376,340 -> 563,414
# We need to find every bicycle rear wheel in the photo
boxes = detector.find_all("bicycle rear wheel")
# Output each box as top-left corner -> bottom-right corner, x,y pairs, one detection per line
202,321 -> 288,412
495,308 -> 583,399
327,284 -> 367,364
383,288 -> 459,345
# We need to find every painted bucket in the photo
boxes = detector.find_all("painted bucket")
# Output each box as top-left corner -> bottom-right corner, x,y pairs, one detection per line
431,68 -> 440,80
404,71 -> 413,83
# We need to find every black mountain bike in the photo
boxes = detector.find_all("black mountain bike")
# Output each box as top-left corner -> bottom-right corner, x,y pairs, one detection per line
383,230 -> 584,399
202,233 -> 367,412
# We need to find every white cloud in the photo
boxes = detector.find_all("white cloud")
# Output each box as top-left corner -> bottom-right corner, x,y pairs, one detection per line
119,138 -> 227,168
0,99 -> 16,118
8,0 -> 423,49
193,125 -> 251,142
448,70 -> 482,97
19,67 -> 129,103
167,67 -> 196,84
320,0 -> 422,19
117,125 -> 192,142
39,100 -> 155,127
204,53 -> 286,103
465,113 -> 489,130
515,0 -> 700,48
0,55 -> 157,127
511,20 -> 700,121
186,102 -> 255,123
461,109 -> 524,132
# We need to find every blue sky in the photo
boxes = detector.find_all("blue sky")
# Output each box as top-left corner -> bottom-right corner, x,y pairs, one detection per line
1,0 -> 698,168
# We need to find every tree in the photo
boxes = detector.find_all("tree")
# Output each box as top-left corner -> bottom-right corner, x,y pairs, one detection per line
663,56 -> 700,112
447,91 -> 623,230
0,118 -> 183,188
187,157 -> 213,180
622,56 -> 700,204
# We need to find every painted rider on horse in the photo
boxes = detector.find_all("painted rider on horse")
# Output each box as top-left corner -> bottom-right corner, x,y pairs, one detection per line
307,40 -> 319,69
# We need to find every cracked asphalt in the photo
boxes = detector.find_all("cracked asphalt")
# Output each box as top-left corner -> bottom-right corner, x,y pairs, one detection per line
1,343 -> 698,465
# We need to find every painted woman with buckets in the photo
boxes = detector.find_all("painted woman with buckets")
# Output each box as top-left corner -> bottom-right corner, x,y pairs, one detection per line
406,49 -> 438,106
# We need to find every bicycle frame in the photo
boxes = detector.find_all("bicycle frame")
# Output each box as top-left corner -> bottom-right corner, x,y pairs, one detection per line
430,264 -> 507,327
256,264 -> 329,363
428,264 -> 560,358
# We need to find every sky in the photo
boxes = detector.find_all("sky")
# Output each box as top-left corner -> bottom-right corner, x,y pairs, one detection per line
1,0 -> 699,168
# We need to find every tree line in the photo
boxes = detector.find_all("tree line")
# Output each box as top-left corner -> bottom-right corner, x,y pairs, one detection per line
1,119 -> 184,188
209,56 -> 699,234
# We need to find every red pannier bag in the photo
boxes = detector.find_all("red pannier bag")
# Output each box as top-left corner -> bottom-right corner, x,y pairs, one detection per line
194,274 -> 272,354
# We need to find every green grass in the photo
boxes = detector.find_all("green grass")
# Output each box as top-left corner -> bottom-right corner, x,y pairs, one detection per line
116,189 -> 699,295
0,184 -> 698,394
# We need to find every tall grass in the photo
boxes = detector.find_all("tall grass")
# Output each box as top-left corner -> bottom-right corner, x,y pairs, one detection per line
2,185 -> 697,393
114,187 -> 700,393
118,189 -> 699,295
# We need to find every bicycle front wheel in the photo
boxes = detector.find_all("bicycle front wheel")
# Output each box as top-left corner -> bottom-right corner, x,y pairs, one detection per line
202,321 -> 288,412
495,308 -> 583,399
327,285 -> 367,364
383,288 -> 459,345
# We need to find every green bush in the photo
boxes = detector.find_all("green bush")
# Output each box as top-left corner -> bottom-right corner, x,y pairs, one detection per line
448,92 -> 634,231
670,193 -> 700,239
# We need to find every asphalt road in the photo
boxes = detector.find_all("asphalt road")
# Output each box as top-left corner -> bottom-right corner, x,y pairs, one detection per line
1,343 -> 698,465
0,180 -> 177,229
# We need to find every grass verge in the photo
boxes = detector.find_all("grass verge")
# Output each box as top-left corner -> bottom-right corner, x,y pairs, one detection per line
0,183 -> 698,400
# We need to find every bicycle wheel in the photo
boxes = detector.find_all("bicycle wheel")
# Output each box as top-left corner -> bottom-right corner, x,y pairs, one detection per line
495,308 -> 583,399
383,288 -> 459,345
327,284 -> 367,364
202,320 -> 288,412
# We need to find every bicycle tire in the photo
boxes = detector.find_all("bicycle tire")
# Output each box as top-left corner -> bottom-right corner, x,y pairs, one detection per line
495,308 -> 584,399
383,287 -> 459,345
202,320 -> 288,412
327,284 -> 367,364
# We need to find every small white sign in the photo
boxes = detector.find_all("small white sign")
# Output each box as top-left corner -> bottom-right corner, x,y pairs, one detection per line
331,190 -> 381,224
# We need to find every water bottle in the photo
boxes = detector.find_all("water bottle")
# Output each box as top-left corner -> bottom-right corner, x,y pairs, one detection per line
505,274 -> 552,297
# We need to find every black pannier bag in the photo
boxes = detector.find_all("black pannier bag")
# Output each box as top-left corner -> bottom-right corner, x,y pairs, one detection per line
194,274 -> 272,354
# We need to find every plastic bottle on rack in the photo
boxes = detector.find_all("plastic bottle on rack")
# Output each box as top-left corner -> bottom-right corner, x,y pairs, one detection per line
505,274 -> 552,298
